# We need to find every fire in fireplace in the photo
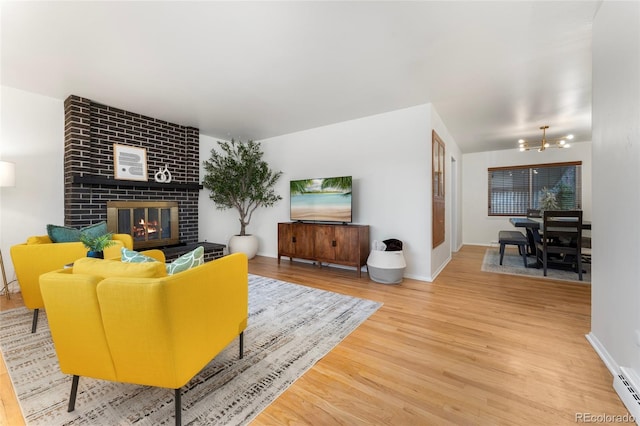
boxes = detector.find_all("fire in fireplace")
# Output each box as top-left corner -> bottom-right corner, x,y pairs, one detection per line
107,201 -> 180,249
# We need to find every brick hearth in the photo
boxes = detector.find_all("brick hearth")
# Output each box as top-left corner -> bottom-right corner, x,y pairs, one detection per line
63,95 -> 200,247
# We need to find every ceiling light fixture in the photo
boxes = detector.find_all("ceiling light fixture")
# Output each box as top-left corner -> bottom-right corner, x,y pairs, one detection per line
518,125 -> 573,152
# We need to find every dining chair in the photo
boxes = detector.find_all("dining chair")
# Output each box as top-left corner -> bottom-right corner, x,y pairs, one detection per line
526,209 -> 542,218
535,210 -> 583,280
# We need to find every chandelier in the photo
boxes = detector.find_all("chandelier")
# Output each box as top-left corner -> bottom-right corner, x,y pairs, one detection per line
518,125 -> 573,152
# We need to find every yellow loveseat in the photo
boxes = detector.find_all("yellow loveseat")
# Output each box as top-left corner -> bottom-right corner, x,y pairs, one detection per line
10,233 -> 133,332
39,252 -> 248,426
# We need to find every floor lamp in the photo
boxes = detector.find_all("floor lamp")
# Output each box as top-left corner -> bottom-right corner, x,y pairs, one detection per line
0,160 -> 16,298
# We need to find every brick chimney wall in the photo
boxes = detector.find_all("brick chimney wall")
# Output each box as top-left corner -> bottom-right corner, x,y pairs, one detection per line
63,95 -> 200,245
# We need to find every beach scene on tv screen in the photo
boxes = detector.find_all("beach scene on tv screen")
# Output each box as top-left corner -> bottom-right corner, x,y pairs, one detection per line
290,177 -> 352,222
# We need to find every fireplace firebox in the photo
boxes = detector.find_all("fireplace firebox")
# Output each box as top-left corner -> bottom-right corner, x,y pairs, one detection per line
107,201 -> 180,249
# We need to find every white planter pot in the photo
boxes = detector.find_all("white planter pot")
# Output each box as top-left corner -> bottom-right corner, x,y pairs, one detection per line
229,235 -> 259,259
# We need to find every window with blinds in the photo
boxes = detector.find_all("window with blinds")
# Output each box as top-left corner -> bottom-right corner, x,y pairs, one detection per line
488,161 -> 582,216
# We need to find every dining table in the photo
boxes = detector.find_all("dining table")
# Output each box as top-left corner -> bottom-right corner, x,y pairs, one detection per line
509,216 -> 591,257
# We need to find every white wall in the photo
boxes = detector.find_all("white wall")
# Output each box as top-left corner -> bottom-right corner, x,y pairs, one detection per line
0,88 -> 461,282
588,0 -> 640,387
198,133 -> 237,247
199,104 -> 462,281
461,141 -> 592,246
0,86 -> 65,289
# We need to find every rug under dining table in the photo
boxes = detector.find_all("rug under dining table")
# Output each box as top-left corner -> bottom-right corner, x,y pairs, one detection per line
481,247 -> 591,283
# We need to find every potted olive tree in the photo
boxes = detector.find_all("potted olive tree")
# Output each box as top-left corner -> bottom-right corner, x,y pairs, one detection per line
202,139 -> 282,259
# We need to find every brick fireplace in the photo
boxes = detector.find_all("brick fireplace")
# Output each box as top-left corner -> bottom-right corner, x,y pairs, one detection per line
64,95 -> 200,250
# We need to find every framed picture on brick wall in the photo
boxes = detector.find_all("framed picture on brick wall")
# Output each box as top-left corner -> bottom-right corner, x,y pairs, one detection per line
114,144 -> 148,181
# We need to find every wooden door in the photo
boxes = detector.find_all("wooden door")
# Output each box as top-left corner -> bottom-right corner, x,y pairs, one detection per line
432,131 -> 445,248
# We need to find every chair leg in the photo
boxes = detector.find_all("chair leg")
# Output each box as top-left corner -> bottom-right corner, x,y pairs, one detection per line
239,331 -> 244,359
499,243 -> 505,265
175,388 -> 182,426
543,252 -> 548,276
520,245 -> 528,268
68,375 -> 79,412
31,309 -> 39,333
577,252 -> 583,281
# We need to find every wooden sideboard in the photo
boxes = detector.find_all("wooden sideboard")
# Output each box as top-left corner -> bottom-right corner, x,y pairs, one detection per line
277,222 -> 370,277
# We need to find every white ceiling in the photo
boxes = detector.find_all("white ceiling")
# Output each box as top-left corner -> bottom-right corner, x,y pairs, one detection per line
1,1 -> 599,153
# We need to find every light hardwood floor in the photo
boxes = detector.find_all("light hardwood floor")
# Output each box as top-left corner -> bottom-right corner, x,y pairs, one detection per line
0,246 -> 629,425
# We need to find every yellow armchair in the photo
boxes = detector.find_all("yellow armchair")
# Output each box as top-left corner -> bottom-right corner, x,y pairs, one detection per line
9,233 -> 133,332
39,253 -> 248,426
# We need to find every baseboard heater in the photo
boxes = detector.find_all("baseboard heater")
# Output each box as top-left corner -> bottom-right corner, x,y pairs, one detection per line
613,368 -> 640,423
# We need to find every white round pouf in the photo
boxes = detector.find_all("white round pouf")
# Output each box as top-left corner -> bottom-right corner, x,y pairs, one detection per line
229,235 -> 259,259
366,250 -> 406,284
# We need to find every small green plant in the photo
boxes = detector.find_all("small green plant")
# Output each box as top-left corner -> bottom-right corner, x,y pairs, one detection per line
539,187 -> 559,211
80,232 -> 116,252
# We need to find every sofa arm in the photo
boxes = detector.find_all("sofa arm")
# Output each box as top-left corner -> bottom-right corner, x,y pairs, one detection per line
111,234 -> 133,250
11,242 -> 88,309
140,249 -> 166,263
39,269 -> 118,381
10,238 -> 128,310
96,253 -> 248,389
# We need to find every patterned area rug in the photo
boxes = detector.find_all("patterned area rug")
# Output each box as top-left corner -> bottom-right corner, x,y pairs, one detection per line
0,274 -> 382,425
481,248 -> 591,283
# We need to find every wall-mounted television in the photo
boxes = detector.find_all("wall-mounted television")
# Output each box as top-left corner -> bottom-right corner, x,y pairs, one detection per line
290,176 -> 352,223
